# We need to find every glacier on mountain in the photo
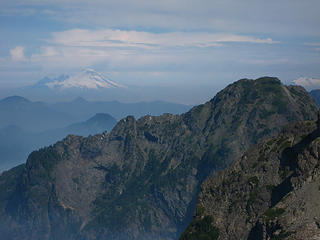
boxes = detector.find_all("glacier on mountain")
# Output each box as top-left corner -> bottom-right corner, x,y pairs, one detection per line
41,69 -> 125,90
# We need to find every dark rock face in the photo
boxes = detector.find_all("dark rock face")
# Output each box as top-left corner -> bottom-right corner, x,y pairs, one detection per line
0,77 -> 318,240
181,120 -> 320,240
310,89 -> 320,106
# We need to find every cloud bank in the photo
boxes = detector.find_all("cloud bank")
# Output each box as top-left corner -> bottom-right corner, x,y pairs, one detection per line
24,28 -> 279,79
293,77 -> 320,90
49,29 -> 277,49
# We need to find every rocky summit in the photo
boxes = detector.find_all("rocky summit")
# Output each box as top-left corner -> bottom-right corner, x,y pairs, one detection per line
180,117 -> 320,240
0,77 -> 318,240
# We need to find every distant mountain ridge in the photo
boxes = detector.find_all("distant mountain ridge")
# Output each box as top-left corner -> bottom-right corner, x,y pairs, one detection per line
0,95 -> 30,104
0,96 -> 189,171
51,98 -> 191,121
0,96 -> 73,132
63,113 -> 117,137
0,77 -> 317,240
0,96 -> 190,131
0,113 -> 117,171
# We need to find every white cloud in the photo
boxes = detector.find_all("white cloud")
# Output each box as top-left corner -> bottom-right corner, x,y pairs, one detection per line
27,28 -> 277,73
10,46 -> 25,61
50,28 -> 277,49
293,77 -> 320,90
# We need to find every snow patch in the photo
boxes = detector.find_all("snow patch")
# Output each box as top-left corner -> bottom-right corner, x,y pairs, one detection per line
46,69 -> 125,90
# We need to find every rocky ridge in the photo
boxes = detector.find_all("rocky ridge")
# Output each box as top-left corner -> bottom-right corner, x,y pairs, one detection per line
0,77 -> 318,240
180,116 -> 320,240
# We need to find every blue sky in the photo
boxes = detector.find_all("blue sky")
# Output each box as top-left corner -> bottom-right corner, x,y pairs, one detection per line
1,0 -> 320,101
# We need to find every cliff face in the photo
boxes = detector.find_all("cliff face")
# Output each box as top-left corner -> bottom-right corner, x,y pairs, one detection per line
0,77 -> 318,240
181,120 -> 320,240
310,89 -> 320,106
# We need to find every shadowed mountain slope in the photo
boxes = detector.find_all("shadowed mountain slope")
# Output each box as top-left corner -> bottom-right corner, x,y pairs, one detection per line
180,119 -> 320,240
310,89 -> 320,106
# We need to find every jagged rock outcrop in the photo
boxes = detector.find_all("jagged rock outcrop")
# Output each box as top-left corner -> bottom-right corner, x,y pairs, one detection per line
180,118 -> 320,240
0,77 -> 318,240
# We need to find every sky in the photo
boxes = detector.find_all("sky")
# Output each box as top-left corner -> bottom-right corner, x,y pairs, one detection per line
0,0 -> 320,103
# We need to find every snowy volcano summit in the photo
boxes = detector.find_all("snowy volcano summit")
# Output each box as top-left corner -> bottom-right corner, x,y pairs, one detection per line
38,69 -> 125,90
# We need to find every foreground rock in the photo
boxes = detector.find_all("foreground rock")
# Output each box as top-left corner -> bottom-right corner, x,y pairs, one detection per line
181,119 -> 320,240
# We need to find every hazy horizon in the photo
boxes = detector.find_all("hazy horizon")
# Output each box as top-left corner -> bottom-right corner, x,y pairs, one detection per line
0,0 -> 319,104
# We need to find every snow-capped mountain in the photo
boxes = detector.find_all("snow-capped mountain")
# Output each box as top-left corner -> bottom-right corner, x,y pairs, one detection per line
37,69 -> 125,90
